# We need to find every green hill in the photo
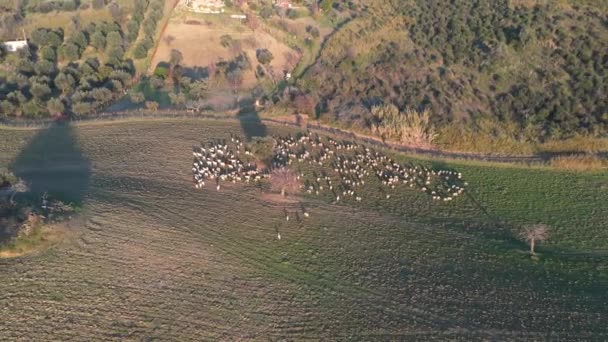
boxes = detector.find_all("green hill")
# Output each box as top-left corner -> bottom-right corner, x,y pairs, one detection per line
297,0 -> 608,142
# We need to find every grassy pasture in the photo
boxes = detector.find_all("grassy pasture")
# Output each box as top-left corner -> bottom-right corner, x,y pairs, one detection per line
0,119 -> 607,339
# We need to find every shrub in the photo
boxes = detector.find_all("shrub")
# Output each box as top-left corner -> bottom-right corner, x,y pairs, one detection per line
220,35 -> 233,48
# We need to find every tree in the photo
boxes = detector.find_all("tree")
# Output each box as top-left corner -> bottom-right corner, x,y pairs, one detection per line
519,224 -> 550,255
61,43 -> 80,61
169,49 -> 183,67
0,100 -> 17,116
54,73 -> 76,94
47,98 -> 65,115
91,31 -> 106,51
0,44 -> 6,62
46,31 -> 63,48
226,69 -> 243,94
130,91 -> 145,104
22,101 -> 45,117
270,167 -> 300,197
71,101 -> 92,116
256,48 -> 273,65
188,79 -> 208,100
259,6 -> 273,19
40,46 -> 56,61
320,0 -> 334,12
30,82 -> 52,102
30,29 -> 48,47
106,46 -> 125,64
105,31 -> 123,49
34,60 -> 56,76
127,21 -> 140,42
153,66 -> 169,79
133,43 -> 148,59
169,92 -> 186,108
71,31 -> 88,50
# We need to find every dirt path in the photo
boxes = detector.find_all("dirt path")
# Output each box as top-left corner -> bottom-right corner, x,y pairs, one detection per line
2,112 -> 607,165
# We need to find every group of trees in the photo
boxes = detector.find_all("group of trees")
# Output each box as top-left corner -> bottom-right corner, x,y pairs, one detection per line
132,0 -> 164,59
299,0 -> 608,140
0,20 -> 136,117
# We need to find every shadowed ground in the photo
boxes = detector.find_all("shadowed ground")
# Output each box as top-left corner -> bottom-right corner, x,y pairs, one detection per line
10,124 -> 91,205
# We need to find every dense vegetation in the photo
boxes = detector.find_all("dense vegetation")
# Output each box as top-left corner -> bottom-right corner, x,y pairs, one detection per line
0,23 -> 136,117
297,0 -> 608,141
0,0 -> 167,117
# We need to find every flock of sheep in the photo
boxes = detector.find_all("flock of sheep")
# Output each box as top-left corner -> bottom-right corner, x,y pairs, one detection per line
192,131 -> 467,204
191,135 -> 268,190
270,133 -> 467,202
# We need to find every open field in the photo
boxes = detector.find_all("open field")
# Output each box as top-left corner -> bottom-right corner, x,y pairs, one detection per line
0,119 -> 607,339
150,12 -> 296,88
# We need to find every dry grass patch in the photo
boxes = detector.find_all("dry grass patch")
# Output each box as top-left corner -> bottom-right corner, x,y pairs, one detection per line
20,8 -> 114,36
150,13 -> 296,88
549,154 -> 608,172
0,224 -> 68,259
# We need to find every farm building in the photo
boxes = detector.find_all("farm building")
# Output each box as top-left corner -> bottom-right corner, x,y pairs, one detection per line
1,40 -> 28,52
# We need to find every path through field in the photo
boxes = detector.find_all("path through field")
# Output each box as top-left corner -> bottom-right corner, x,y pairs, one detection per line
0,119 -> 606,339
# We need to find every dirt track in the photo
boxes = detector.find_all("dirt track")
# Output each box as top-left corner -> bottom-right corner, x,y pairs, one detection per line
2,112 -> 606,166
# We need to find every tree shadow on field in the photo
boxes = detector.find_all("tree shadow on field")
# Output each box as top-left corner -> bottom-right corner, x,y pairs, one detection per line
236,98 -> 267,140
10,123 -> 91,206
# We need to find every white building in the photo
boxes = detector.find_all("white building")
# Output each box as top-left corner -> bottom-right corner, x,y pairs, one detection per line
2,40 -> 28,52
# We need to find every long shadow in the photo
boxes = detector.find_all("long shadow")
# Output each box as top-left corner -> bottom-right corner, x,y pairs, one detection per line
10,123 -> 91,206
236,98 -> 267,140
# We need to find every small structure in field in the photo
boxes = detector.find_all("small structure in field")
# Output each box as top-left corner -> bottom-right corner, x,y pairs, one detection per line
2,40 -> 28,52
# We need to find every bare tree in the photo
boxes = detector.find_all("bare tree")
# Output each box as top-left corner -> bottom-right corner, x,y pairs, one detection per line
519,224 -> 550,255
270,167 -> 300,197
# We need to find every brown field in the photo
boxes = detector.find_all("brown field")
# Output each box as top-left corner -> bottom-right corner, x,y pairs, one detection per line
0,119 -> 607,339
151,13 -> 297,88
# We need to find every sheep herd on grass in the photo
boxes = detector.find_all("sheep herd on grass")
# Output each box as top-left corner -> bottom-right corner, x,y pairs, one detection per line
191,134 -> 269,190
192,131 -> 467,205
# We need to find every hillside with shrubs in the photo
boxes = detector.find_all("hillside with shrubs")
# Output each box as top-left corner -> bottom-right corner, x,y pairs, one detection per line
296,0 -> 608,145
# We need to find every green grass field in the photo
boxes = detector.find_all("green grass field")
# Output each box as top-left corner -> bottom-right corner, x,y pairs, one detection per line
0,119 -> 607,339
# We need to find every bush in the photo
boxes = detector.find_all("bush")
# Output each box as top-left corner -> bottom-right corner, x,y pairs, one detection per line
256,48 -> 273,65
259,6 -> 273,19
153,66 -> 169,79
